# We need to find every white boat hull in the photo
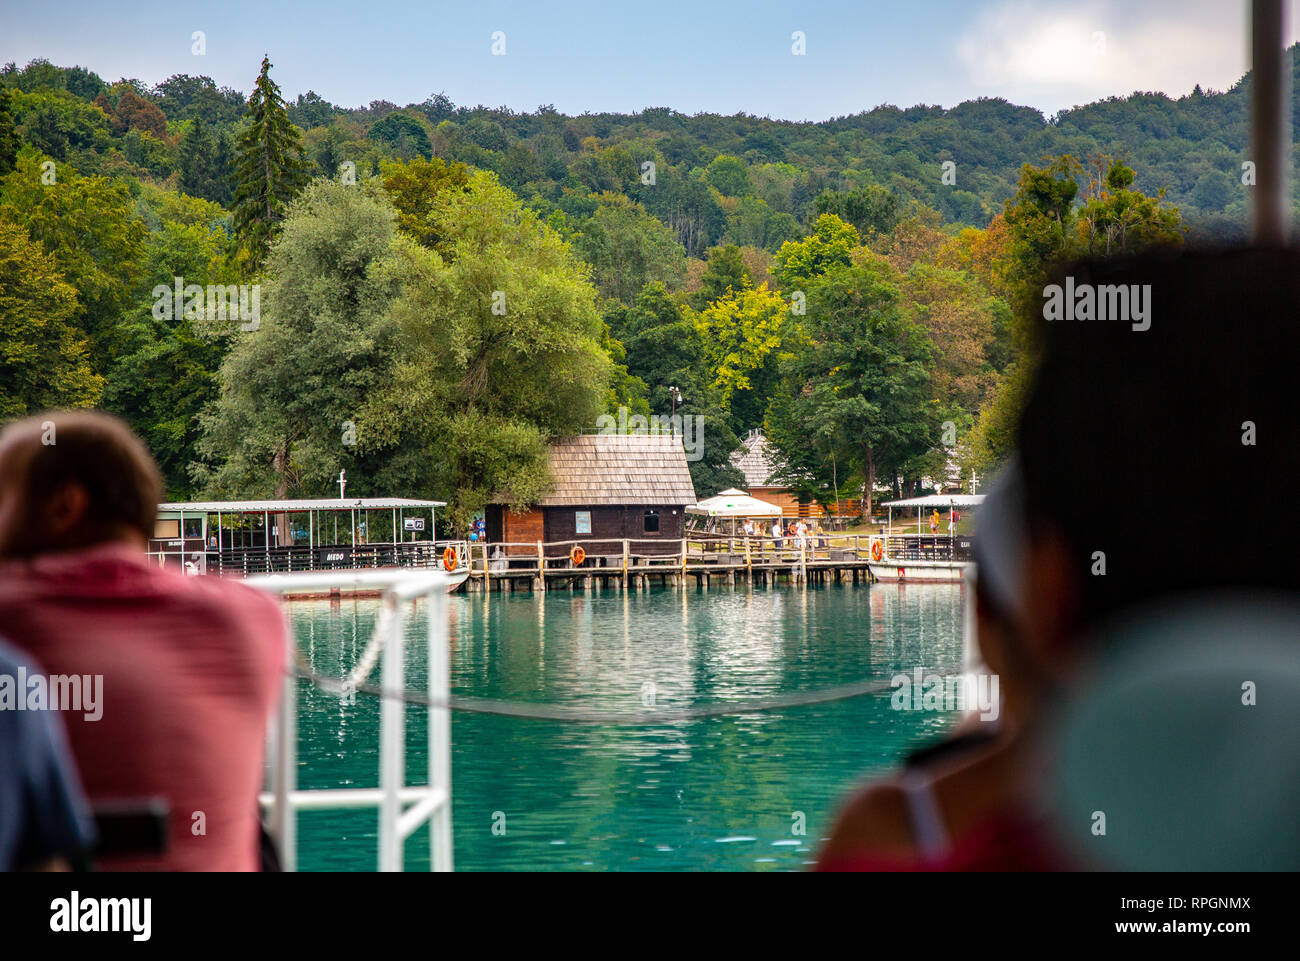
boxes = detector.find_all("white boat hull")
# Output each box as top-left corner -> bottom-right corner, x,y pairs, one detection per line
868,559 -> 972,583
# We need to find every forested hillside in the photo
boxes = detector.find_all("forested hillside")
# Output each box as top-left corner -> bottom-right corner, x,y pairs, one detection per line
1,51 -> 1292,528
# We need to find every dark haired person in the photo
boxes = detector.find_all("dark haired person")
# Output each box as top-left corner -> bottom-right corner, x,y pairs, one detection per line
0,411 -> 286,870
819,247 -> 1300,871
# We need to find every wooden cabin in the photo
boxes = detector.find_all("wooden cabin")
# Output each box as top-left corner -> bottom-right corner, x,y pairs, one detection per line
486,434 -> 698,556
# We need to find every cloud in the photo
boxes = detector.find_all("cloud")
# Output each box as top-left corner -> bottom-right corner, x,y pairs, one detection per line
955,0 -> 1285,112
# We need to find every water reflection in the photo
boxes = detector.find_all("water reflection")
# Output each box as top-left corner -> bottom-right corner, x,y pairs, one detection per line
291,582 -> 966,871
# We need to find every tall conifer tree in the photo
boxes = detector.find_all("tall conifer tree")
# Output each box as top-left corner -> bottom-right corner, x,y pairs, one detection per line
232,55 -> 307,269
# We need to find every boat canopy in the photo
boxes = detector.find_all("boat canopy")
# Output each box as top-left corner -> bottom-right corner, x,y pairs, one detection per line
685,489 -> 783,517
880,494 -> 985,508
158,497 -> 445,514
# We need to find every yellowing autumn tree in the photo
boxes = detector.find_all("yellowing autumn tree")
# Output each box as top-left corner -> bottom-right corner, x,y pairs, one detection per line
691,282 -> 791,433
0,217 -> 102,417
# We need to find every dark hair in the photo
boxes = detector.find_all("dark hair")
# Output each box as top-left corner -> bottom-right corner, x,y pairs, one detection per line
7,410 -> 163,544
1016,247 -> 1297,628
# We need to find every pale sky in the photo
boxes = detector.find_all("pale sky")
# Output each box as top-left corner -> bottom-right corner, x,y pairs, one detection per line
0,0 -> 1294,119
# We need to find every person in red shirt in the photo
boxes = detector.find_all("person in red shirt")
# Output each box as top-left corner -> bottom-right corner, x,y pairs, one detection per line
0,411 -> 286,871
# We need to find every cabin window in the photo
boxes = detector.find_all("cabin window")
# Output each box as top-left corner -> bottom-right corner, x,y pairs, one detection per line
183,517 -> 204,539
575,510 -> 592,535
154,518 -> 180,539
643,510 -> 660,534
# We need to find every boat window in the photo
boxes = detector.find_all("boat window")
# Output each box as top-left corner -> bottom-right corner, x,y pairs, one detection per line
183,517 -> 204,539
643,510 -> 659,533
154,518 -> 179,539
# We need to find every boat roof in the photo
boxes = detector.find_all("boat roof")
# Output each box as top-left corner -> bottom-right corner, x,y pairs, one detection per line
881,494 -> 985,508
158,498 -> 445,514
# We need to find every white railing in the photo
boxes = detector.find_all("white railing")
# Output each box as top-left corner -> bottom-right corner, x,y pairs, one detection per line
248,568 -> 453,872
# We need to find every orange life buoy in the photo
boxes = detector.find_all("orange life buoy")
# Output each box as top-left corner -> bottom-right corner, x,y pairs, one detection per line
871,540 -> 883,561
442,546 -> 457,571
571,545 -> 586,566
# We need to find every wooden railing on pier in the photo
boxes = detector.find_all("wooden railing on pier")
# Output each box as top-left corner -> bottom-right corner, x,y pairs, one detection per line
465,532 -> 902,591
147,532 -> 972,592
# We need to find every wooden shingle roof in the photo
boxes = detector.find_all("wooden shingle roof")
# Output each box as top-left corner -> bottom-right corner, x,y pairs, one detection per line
536,434 -> 698,506
731,429 -> 777,489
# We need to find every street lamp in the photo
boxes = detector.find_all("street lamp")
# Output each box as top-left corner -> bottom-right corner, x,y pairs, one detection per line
668,385 -> 682,418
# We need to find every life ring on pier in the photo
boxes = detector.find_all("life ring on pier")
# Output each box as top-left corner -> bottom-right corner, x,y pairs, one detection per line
570,546 -> 586,566
870,539 -> 884,562
442,546 -> 457,571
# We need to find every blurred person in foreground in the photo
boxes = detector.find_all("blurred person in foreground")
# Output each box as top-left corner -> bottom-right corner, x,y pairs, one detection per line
0,638 -> 97,870
819,247 -> 1300,871
0,411 -> 286,870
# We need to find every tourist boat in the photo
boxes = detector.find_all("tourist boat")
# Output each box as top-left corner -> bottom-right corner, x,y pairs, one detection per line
147,497 -> 471,593
866,494 -> 983,583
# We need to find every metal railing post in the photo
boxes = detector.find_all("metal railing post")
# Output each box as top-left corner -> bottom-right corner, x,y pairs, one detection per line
378,594 -> 405,871
269,620 -> 297,871
252,569 -> 453,872
427,587 -> 453,870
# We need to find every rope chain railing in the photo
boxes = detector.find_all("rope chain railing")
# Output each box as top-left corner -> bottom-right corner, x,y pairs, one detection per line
291,636 -> 967,724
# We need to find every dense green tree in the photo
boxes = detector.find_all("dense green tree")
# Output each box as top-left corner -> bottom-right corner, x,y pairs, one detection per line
179,119 -> 218,200
767,260 -> 936,518
814,184 -> 899,239
692,282 -> 789,435
1076,156 -> 1184,256
606,282 -> 709,397
104,218 -> 233,497
358,171 -> 616,530
231,55 -> 309,270
570,193 -> 687,303
1002,156 -> 1080,304
497,141 -> 545,189
379,155 -> 471,252
0,217 -> 102,417
289,90 -> 336,129
151,74 -> 245,126
704,154 -> 752,196
774,213 -> 859,291
367,111 -> 433,160
604,282 -> 742,495
690,243 -> 750,309
0,87 -> 19,175
9,89 -> 112,160
196,180 -> 409,500
0,150 -> 146,371
211,130 -> 234,204
902,262 -> 1008,414
638,167 -> 725,256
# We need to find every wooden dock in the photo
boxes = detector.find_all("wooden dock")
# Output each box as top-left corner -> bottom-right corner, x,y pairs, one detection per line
462,534 -> 890,593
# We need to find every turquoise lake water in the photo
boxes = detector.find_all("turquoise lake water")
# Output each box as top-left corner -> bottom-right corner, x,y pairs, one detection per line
289,582 -> 966,871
